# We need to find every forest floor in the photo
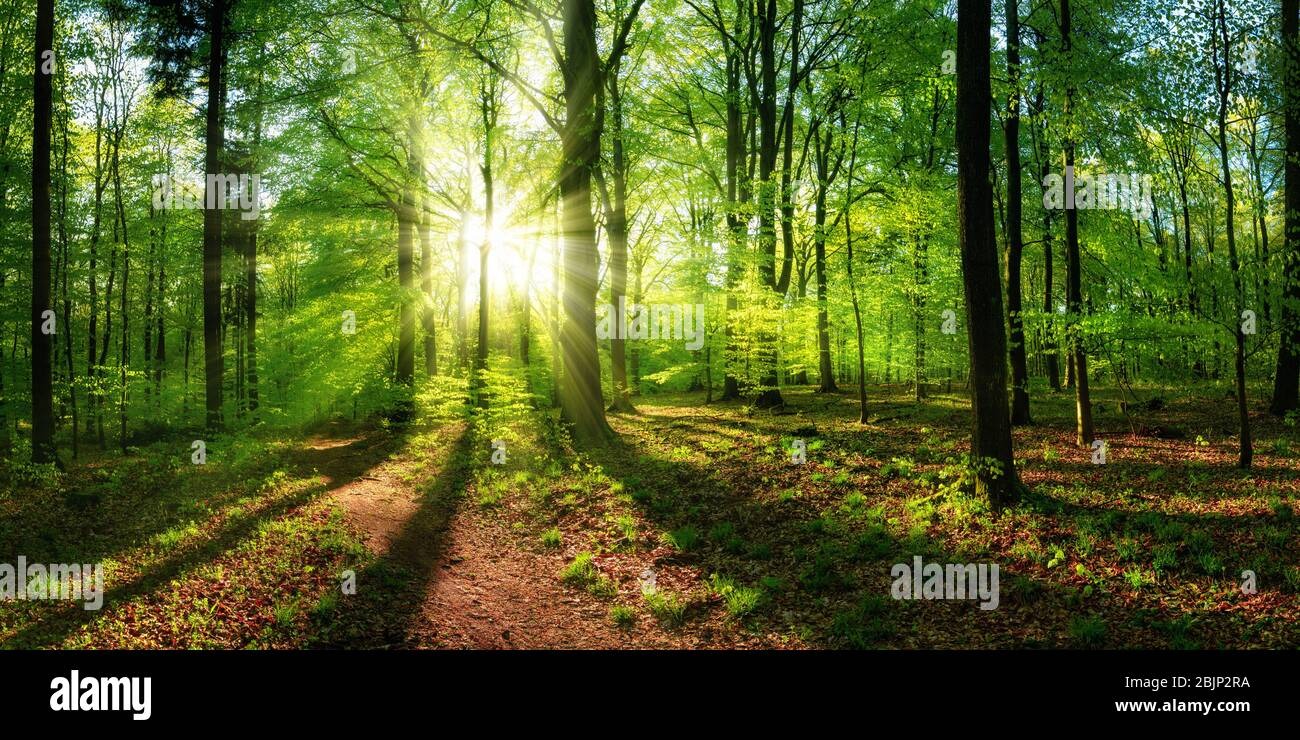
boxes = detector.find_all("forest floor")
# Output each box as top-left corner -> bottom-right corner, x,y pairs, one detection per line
3,381 -> 1299,649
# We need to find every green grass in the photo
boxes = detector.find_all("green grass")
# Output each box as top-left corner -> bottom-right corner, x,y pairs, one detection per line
709,574 -> 764,619
559,551 -> 617,598
1152,544 -> 1178,573
609,605 -> 636,629
831,594 -> 895,648
660,525 -> 699,552
1068,614 -> 1107,648
540,527 -> 563,548
643,590 -> 688,628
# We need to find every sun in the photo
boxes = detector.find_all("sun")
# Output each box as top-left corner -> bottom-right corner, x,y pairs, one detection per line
461,214 -> 554,296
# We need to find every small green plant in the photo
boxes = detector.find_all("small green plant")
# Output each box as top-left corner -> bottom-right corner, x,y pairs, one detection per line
1010,537 -> 1047,564
880,457 -> 916,479
1195,551 -> 1224,576
1115,537 -> 1140,562
709,574 -> 764,619
1122,567 -> 1150,590
1184,529 -> 1214,555
561,551 -> 616,597
1074,532 -> 1097,558
1156,616 -> 1199,650
1068,614 -> 1107,648
1152,544 -> 1178,573
561,552 -> 598,586
1284,566 -> 1300,593
707,522 -> 735,542
660,526 -> 699,552
831,594 -> 895,648
643,590 -> 688,628
609,605 -> 636,629
540,527 -> 562,548
273,599 -> 299,628
1047,547 -> 1067,569
615,514 -> 638,543
1269,495 -> 1294,521
1153,519 -> 1186,543
1262,525 -> 1290,550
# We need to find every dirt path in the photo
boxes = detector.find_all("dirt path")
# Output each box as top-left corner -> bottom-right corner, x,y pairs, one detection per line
311,427 -> 676,648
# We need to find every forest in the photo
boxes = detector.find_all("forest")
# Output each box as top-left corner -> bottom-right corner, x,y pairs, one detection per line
1,0 -> 1298,650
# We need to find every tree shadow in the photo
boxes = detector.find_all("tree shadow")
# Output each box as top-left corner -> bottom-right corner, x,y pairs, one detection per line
3,427 -> 409,648
309,422 -> 476,648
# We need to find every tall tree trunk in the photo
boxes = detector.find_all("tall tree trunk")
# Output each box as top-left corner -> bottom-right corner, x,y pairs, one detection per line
1062,0 -> 1093,447
202,0 -> 226,431
396,103 -> 421,395
1030,77 -> 1060,391
474,72 -> 496,407
843,117 -> 867,422
1215,0 -> 1251,467
1005,0 -> 1031,424
603,55 -> 635,412
956,0 -> 1020,509
558,0 -> 613,442
718,2 -> 747,401
246,66 -> 264,415
813,123 -> 838,393
57,87 -> 76,458
422,190 -> 437,377
1272,0 -> 1300,415
31,0 -> 55,463
753,0 -> 794,409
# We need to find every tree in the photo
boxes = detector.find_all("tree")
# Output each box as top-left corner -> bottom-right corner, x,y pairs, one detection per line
1272,0 -> 1300,415
1061,0 -> 1093,447
1004,0 -> 1030,424
557,0 -> 615,441
1210,0 -> 1251,467
31,0 -> 54,463
203,0 -> 228,430
956,0 -> 1020,509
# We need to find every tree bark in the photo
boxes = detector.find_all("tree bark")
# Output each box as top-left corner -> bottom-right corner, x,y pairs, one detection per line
1061,0 -> 1093,447
1272,0 -> 1300,415
1005,0 -> 1030,424
31,0 -> 55,463
956,0 -> 1020,509
558,0 -> 613,442
202,0 -> 226,431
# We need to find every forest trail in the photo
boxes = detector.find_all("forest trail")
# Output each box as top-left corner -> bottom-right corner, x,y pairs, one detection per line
303,424 -> 669,648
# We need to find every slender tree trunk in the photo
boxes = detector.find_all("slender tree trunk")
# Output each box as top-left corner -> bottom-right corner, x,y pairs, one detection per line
604,57 -> 635,412
1031,78 -> 1060,391
1272,0 -> 1300,415
956,0 -> 1020,509
558,0 -> 613,442
474,74 -> 495,407
844,117 -> 867,422
1062,0 -> 1093,447
31,0 -> 55,463
1215,0 -> 1252,467
1005,0 -> 1031,424
202,0 -> 226,431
